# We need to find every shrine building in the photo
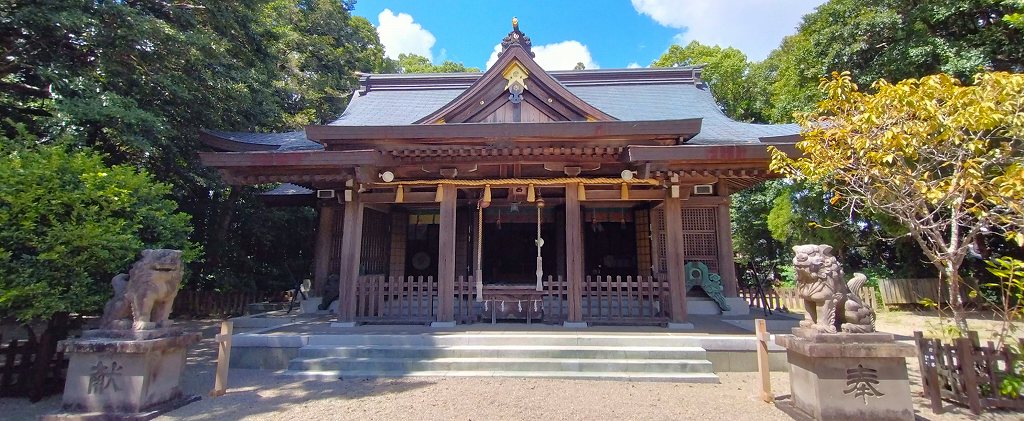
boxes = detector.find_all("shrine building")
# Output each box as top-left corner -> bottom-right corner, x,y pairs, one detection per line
199,21 -> 799,327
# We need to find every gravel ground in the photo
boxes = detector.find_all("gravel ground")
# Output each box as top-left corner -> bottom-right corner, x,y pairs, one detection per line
4,317 -> 1023,420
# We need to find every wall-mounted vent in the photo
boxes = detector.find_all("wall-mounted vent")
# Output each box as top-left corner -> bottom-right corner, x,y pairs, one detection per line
693,184 -> 714,195
316,189 -> 336,199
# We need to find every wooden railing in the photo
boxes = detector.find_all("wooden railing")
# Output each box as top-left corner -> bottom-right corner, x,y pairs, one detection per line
0,331 -> 69,401
172,290 -> 268,318
915,331 -> 1024,415
355,275 -> 437,323
454,276 -> 478,324
543,275 -> 569,324
581,275 -> 668,324
738,286 -> 878,312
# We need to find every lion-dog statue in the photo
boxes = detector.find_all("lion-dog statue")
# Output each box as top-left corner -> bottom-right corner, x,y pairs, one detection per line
99,249 -> 184,330
793,244 -> 875,333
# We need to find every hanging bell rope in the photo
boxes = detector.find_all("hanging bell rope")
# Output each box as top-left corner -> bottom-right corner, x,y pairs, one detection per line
475,203 -> 484,302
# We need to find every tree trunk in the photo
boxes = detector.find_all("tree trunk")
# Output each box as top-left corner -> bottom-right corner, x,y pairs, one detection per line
945,264 -> 970,335
207,187 -> 240,268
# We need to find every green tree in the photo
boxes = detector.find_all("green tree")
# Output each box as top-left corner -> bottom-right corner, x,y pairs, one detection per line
0,133 -> 194,321
758,0 -> 1024,122
771,71 -> 1024,332
389,53 -> 480,74
651,41 -> 762,122
1,1 -> 390,295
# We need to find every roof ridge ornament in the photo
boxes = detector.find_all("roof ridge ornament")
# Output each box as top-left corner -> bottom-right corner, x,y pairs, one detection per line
501,17 -> 534,57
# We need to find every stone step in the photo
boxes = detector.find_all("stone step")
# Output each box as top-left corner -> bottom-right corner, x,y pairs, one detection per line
287,357 -> 715,374
305,334 -> 704,348
297,345 -> 708,360
282,370 -> 720,383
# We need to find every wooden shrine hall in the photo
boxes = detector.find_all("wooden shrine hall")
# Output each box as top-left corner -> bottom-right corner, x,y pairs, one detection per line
199,21 -> 800,327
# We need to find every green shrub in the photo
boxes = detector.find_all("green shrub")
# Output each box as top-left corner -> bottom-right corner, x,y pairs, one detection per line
0,136 -> 195,321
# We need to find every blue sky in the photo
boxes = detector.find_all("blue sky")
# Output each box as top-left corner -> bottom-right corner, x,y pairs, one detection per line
351,0 -> 825,71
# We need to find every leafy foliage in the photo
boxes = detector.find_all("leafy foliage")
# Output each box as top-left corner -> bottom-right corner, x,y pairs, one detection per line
0,132 -> 193,321
1,1 -> 392,305
771,71 -> 1024,331
387,53 -> 480,74
651,42 -> 763,122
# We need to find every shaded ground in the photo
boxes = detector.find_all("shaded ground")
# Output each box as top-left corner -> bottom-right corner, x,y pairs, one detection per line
3,313 -> 1022,420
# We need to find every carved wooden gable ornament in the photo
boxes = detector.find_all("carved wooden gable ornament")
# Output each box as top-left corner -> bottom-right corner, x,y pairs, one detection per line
415,18 -> 616,125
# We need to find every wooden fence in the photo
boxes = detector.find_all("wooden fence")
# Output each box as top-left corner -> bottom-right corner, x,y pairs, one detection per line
879,278 -> 944,306
172,290 -> 269,318
543,275 -> 569,324
915,331 -> 1024,415
738,286 -> 878,312
0,333 -> 67,401
355,275 -> 437,323
581,275 -> 668,324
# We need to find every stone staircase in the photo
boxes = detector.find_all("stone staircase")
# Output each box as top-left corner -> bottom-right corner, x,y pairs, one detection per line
283,333 -> 719,382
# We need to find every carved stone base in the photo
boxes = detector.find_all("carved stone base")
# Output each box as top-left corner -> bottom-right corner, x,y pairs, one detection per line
48,331 -> 201,419
775,328 -> 917,421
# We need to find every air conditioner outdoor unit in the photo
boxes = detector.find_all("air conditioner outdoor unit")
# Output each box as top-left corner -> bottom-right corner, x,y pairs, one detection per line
316,189 -> 336,199
693,184 -> 714,195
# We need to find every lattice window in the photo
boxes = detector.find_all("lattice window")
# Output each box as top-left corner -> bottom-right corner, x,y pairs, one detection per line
360,209 -> 390,275
682,207 -> 717,231
681,207 -> 718,272
651,206 -> 667,274
635,208 -> 652,276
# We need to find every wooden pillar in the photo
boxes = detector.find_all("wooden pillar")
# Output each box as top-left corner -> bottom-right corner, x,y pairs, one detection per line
312,205 -> 336,297
663,192 -> 688,322
717,195 -> 738,297
337,195 -> 364,322
565,183 -> 584,323
437,186 -> 457,323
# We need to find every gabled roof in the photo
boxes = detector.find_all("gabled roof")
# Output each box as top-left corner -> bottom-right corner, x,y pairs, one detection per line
414,35 -> 616,124
200,22 -> 799,153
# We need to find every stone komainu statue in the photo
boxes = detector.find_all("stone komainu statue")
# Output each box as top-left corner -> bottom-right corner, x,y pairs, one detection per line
99,249 -> 184,329
793,244 -> 875,333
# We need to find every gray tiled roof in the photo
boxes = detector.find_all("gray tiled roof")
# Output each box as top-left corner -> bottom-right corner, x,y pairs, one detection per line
329,80 -> 797,145
204,130 -> 323,151
262,183 -> 314,196
206,68 -> 798,150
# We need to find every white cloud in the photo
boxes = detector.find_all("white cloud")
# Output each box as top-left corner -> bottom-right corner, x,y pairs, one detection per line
376,9 -> 436,61
631,0 -> 823,61
627,62 -> 642,69
485,41 -> 598,71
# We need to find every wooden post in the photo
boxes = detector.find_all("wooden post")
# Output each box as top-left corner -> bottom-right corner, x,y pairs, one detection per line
958,336 -> 983,415
755,319 -> 772,403
663,193 -> 688,321
312,205 -> 336,296
437,186 -> 457,323
565,183 -> 584,323
913,331 -> 944,414
337,194 -> 364,322
210,320 -> 233,397
716,193 -> 738,298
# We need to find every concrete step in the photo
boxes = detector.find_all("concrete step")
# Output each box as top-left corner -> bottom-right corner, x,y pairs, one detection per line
305,334 -> 704,348
287,356 -> 715,374
296,344 -> 708,360
282,370 -> 721,383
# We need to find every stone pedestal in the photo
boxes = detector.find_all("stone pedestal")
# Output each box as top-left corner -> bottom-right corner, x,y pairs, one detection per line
43,328 -> 201,421
775,328 -> 917,421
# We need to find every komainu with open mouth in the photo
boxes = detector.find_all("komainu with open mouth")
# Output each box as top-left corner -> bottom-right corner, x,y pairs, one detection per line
792,244 -> 875,333
100,249 -> 184,330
